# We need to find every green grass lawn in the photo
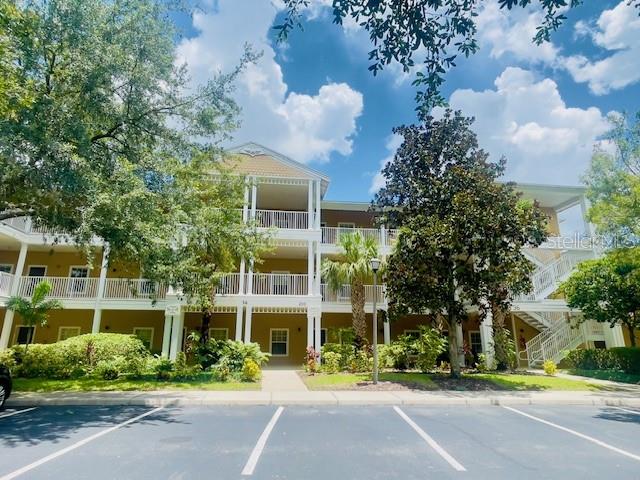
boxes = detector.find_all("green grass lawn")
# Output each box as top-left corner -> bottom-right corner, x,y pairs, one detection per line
472,373 -> 601,391
12,376 -> 260,393
567,369 -> 640,385
302,371 -> 601,391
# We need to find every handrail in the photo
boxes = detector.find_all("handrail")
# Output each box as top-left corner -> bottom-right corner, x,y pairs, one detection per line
18,276 -> 99,299
0,271 -> 14,296
103,278 -> 167,300
254,210 -> 308,229
321,283 -> 386,303
251,273 -> 308,295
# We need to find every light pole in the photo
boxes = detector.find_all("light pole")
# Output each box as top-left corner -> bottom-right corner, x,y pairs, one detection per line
370,257 -> 381,384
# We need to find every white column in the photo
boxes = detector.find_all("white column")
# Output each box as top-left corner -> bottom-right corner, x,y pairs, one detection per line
306,311 -> 314,347
246,260 -> 254,295
235,306 -> 244,341
0,242 -> 28,349
238,258 -> 246,294
480,310 -> 495,369
161,314 -> 173,357
243,305 -> 253,343
168,310 -> 184,361
92,244 -> 110,334
383,315 -> 391,345
605,323 -> 626,348
315,180 -> 321,229
307,179 -> 313,229
314,314 -> 322,360
315,241 -> 321,295
455,323 -> 465,367
580,196 -> 596,237
307,241 -> 313,295
380,225 -> 387,250
250,178 -> 257,220
242,179 -> 250,223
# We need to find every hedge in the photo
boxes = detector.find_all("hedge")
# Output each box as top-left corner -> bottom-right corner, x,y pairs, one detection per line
565,347 -> 640,374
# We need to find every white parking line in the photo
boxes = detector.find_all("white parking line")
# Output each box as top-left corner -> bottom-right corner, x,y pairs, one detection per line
0,406 -> 164,480
503,406 -> 640,463
393,406 -> 466,472
241,406 -> 284,476
611,406 -> 640,416
0,408 -> 37,419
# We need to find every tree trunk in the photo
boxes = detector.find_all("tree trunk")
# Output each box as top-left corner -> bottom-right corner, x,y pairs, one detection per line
448,313 -> 461,378
351,279 -> 367,348
200,309 -> 212,345
627,323 -> 636,347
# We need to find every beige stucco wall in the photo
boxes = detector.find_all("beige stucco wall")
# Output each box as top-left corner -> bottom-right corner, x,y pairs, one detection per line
321,210 -> 376,228
100,310 -> 165,353
6,309 -> 93,345
257,258 -> 308,274
249,313 -> 308,367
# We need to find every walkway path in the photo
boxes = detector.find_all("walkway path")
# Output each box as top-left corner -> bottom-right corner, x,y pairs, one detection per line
261,369 -> 308,392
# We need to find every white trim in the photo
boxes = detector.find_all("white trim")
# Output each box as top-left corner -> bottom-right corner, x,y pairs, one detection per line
269,328 -> 289,357
57,326 -> 81,341
13,324 -> 35,345
68,265 -> 89,277
26,265 -> 47,276
468,330 -> 482,353
209,327 -> 229,341
133,327 -> 154,349
337,222 -> 356,229
0,264 -> 14,274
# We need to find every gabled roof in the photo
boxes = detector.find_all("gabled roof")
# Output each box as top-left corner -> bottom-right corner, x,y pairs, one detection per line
227,142 -> 330,190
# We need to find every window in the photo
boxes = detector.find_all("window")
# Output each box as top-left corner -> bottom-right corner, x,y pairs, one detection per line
14,326 -> 35,345
270,329 -> 289,356
337,222 -> 355,228
320,328 -> 327,347
27,265 -> 47,277
404,329 -> 420,339
0,264 -> 13,274
58,326 -> 81,341
469,331 -> 482,355
69,266 -> 89,295
209,328 -> 229,341
133,327 -> 154,350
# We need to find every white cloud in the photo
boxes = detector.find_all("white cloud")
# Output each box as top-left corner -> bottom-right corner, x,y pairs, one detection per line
564,1 -> 640,94
369,134 -> 402,194
175,0 -> 363,163
441,67 -> 609,184
476,0 -> 560,63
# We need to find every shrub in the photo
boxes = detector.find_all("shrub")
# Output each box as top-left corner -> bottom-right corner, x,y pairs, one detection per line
609,347 -> 640,374
492,327 -> 517,371
0,349 -> 16,370
322,351 -> 342,374
94,357 -> 127,380
172,352 -> 201,380
210,358 -> 231,381
242,358 -> 261,382
221,341 -> 269,372
565,348 -> 620,371
414,326 -> 447,373
191,338 -> 227,370
154,357 -> 174,380
350,350 -> 372,373
475,354 -> 488,373
322,343 -> 355,370
543,359 -> 557,376
385,335 -> 418,370
304,346 -> 319,374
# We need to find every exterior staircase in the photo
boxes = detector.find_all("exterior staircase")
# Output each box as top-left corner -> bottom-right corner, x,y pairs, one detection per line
519,250 -> 597,367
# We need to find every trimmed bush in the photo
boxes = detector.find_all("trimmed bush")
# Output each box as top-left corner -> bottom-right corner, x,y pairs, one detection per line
321,343 -> 355,371
322,351 -> 342,374
565,348 -> 621,371
609,347 -> 640,374
543,359 -> 557,376
242,358 -> 261,382
414,326 -> 447,373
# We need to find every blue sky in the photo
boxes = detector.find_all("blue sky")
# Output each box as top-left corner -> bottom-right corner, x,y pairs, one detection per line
174,1 -> 639,202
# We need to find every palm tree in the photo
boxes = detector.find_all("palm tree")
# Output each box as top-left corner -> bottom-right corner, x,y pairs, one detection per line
322,231 -> 380,348
6,281 -> 63,350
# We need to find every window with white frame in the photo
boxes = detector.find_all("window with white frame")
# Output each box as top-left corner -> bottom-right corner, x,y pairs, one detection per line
469,331 -> 482,355
14,325 -> 35,345
69,266 -> 89,295
133,327 -> 154,350
403,329 -> 420,339
58,326 -> 81,341
209,328 -> 229,341
0,264 -> 13,274
27,265 -> 47,277
270,329 -> 289,356
337,222 -> 355,228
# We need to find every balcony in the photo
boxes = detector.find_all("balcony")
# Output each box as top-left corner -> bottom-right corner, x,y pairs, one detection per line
18,276 -> 99,299
255,210 -> 309,229
103,278 -> 167,300
321,284 -> 386,304
0,272 -> 14,296
215,273 -> 309,296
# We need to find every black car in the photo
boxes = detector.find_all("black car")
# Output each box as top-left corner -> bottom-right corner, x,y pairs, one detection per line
0,364 -> 11,409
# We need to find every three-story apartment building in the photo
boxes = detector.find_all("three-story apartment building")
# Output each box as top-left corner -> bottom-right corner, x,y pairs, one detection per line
0,142 -> 632,367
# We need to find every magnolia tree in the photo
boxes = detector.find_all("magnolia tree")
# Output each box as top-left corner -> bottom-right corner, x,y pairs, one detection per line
372,111 -> 548,377
562,248 -> 640,347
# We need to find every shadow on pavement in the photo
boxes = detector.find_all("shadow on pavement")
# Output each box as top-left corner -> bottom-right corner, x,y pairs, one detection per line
595,408 -> 640,425
0,406 -> 181,448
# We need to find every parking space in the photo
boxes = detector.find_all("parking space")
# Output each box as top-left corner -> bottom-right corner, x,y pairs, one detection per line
0,404 -> 639,479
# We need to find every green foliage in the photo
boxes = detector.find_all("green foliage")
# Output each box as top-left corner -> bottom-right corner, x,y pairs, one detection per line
304,346 -> 319,374
373,111 -> 547,376
0,348 -> 17,370
321,351 -> 342,374
153,357 -> 174,380
609,347 -> 640,374
322,342 -> 356,371
568,347 -> 640,375
583,112 -> 640,240
94,357 -> 127,380
492,327 -> 517,371
6,281 -> 62,347
277,0 -> 598,115
191,338 -> 227,370
241,358 -> 261,382
349,350 -> 372,373
475,354 -> 488,373
220,341 -> 269,371
561,248 -> 640,346
543,360 -> 557,376
414,326 -> 448,373
322,231 -> 380,345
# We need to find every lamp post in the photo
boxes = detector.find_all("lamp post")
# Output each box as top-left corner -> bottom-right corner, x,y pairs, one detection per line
370,257 -> 381,384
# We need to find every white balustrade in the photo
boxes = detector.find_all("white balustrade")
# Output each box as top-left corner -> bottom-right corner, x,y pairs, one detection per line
321,283 -> 386,304
104,278 -> 167,300
18,276 -> 99,299
215,273 -> 244,295
251,273 -> 308,295
321,227 -> 381,245
254,210 -> 308,229
0,272 -> 14,296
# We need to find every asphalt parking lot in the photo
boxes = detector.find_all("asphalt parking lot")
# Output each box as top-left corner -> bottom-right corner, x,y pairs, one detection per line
1,404 -> 639,479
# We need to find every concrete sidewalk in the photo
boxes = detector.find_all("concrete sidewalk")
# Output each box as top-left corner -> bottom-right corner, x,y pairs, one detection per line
261,369 -> 308,392
7,389 -> 640,407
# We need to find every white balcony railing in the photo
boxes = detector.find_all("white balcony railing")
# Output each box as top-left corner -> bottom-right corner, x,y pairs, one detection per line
215,273 -> 243,295
0,272 -> 14,296
321,227 -> 381,245
18,276 -> 99,299
321,283 -> 386,304
251,273 -> 308,295
103,278 -> 167,300
255,210 -> 308,229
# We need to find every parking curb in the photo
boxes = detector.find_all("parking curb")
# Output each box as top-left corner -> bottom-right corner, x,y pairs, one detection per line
7,391 -> 640,408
